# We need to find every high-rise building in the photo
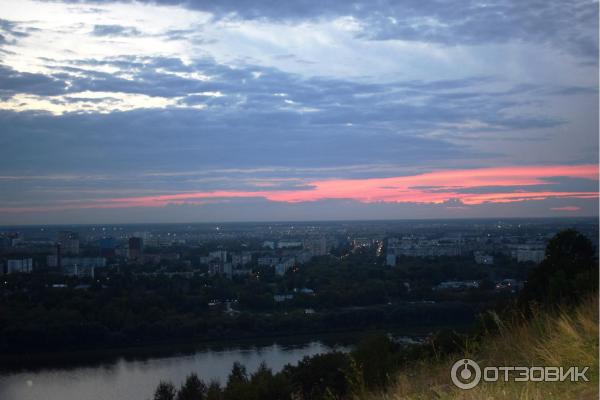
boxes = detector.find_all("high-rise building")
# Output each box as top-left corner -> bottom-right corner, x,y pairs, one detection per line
6,258 -> 33,274
275,257 -> 295,276
99,237 -> 117,258
304,237 -> 328,256
209,250 -> 227,263
231,251 -> 252,267
58,231 -> 80,256
385,254 -> 397,267
512,244 -> 545,263
128,237 -> 143,260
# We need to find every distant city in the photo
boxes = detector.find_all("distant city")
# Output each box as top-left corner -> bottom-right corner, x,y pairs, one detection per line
2,218 -> 597,290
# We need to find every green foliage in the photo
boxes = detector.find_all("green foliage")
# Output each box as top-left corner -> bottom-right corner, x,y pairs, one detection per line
154,381 -> 177,400
284,352 -> 352,400
223,362 -> 248,400
352,333 -> 400,389
176,374 -> 207,400
246,362 -> 292,400
206,381 -> 224,400
205,381 -> 223,400
520,229 -> 597,306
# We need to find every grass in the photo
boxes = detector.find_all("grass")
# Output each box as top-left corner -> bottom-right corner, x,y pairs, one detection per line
363,293 -> 599,400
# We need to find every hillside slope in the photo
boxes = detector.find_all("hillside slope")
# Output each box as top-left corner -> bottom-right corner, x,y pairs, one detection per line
368,294 -> 598,400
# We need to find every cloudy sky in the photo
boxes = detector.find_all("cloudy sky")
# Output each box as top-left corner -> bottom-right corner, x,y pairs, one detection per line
0,0 -> 598,224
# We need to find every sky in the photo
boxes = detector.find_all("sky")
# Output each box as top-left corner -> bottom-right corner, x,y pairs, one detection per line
0,0 -> 598,224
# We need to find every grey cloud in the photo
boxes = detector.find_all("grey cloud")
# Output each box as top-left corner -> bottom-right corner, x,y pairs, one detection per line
411,176 -> 599,195
0,18 -> 32,46
0,54 -> 574,172
51,0 -> 598,60
0,19 -> 30,38
0,195 -> 597,225
1,1 -> 597,223
0,106 -> 474,177
0,65 -> 66,98
91,24 -> 142,36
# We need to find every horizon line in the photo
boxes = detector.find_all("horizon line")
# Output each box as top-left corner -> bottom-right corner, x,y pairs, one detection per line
1,215 -> 598,229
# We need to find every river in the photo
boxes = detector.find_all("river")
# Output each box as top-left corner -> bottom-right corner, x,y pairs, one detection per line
0,341 -> 347,400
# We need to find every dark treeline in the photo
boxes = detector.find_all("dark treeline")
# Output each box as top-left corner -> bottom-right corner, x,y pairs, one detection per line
151,229 -> 598,400
0,287 -> 477,354
0,247 -> 518,355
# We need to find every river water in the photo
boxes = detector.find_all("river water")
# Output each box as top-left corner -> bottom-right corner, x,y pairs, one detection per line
0,341 -> 345,400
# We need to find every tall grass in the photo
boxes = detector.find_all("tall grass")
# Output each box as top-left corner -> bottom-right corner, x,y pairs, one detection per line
365,293 -> 599,400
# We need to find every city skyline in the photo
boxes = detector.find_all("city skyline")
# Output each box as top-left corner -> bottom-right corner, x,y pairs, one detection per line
0,0 -> 598,224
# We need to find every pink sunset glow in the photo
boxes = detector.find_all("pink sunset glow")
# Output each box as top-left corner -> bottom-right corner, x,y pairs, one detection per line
1,164 -> 597,213
550,206 -> 583,212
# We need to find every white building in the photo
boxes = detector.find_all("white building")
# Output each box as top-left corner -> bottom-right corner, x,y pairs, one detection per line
274,294 -> 294,302
258,256 -> 280,267
61,257 -> 106,278
209,250 -> 227,262
275,257 -> 295,276
434,281 -> 480,291
62,257 -> 106,268
352,238 -> 373,249
231,252 -> 252,267
6,258 -> 33,274
63,264 -> 95,278
47,254 -> 59,268
58,231 -> 80,255
223,263 -> 233,279
278,241 -> 302,249
385,254 -> 397,267
512,245 -> 545,263
304,237 -> 328,256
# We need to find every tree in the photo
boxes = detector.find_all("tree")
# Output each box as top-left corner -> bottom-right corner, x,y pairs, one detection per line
353,333 -> 400,389
520,229 -> 597,306
154,381 -> 177,400
285,352 -> 352,400
223,362 -> 248,400
176,373 -> 207,400
246,362 -> 292,400
206,381 -> 224,400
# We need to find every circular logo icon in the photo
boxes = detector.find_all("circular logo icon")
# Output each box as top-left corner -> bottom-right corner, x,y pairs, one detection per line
451,358 -> 481,389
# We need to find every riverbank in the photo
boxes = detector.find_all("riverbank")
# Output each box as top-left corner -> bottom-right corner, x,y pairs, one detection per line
0,321 -> 471,372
